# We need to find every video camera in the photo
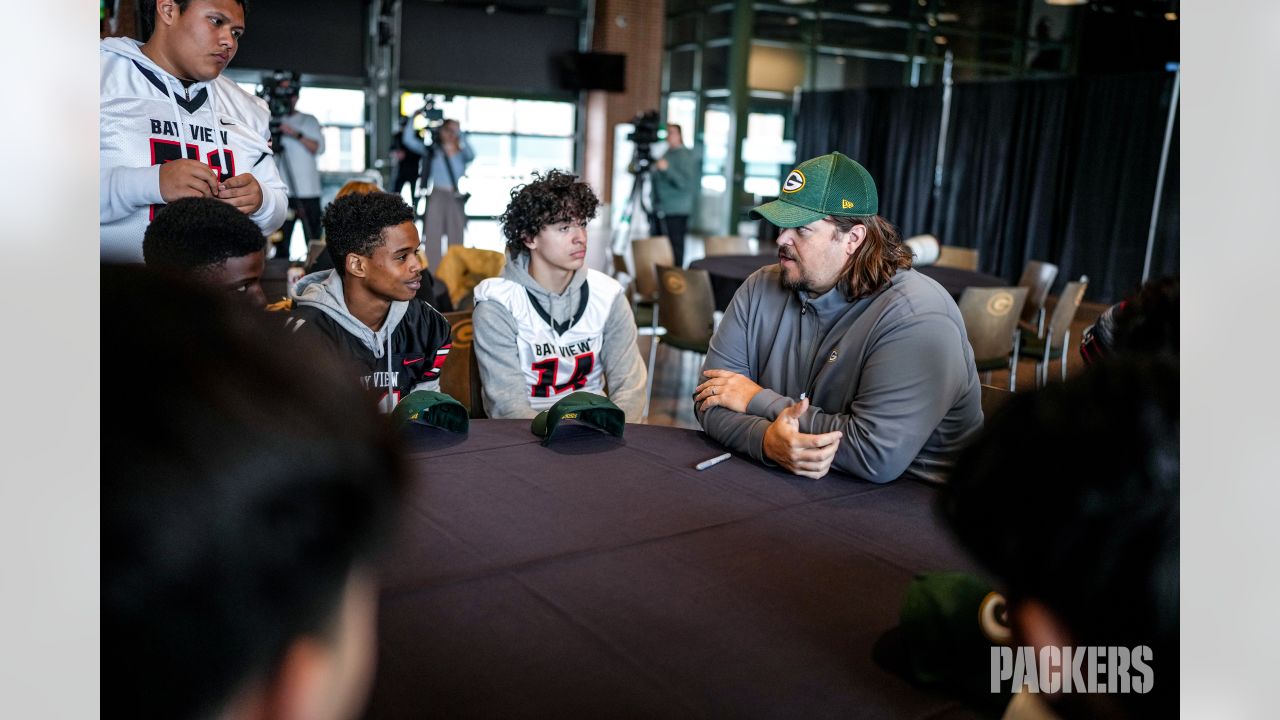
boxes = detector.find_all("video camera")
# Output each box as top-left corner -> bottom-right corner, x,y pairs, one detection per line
626,109 -> 663,175
257,70 -> 300,148
411,94 -> 456,150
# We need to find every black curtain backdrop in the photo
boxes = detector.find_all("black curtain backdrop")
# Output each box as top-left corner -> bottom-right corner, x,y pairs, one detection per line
795,72 -> 1179,304
795,87 -> 941,239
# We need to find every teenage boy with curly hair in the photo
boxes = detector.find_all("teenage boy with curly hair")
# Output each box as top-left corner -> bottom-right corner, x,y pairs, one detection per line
287,191 -> 452,412
472,170 -> 647,420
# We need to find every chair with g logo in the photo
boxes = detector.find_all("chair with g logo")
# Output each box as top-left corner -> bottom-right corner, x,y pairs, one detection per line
956,286 -> 1029,391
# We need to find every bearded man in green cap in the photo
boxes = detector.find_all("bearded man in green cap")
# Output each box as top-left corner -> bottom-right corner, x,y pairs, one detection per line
693,151 -> 982,482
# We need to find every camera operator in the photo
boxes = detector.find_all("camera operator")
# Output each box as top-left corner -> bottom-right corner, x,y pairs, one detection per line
649,123 -> 697,267
401,113 -> 475,270
389,114 -> 423,202
275,90 -> 325,256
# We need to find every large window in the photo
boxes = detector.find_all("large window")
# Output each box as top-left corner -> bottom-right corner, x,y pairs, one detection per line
399,93 -> 577,253
400,93 -> 576,218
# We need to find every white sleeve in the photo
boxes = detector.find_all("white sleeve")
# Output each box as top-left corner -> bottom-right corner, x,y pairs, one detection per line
100,164 -> 162,223
245,124 -> 289,236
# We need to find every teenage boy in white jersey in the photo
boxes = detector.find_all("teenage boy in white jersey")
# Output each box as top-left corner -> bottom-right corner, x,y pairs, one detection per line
472,170 -> 647,420
100,0 -> 288,262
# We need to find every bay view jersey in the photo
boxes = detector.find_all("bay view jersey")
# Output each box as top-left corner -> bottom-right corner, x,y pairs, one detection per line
286,295 -> 453,413
100,38 -> 288,262
472,270 -> 622,411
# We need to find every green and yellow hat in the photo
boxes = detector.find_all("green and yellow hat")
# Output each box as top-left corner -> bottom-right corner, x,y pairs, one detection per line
531,391 -> 625,445
750,151 -> 878,227
391,390 -> 470,433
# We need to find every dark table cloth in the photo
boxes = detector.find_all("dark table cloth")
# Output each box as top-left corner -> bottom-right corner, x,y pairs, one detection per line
690,255 -> 1007,311
365,420 -> 983,719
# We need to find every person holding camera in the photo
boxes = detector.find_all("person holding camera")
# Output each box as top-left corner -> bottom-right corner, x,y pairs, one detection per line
401,116 -> 475,270
649,123 -> 697,267
276,91 -> 326,256
100,0 -> 288,263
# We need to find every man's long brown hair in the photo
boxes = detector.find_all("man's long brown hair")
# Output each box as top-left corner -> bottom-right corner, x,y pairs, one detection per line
830,215 -> 913,300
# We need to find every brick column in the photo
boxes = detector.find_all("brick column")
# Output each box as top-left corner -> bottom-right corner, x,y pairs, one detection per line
582,0 -> 665,204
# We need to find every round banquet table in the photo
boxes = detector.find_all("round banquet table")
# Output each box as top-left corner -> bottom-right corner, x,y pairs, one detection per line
363,419 -> 984,719
689,254 -> 1007,311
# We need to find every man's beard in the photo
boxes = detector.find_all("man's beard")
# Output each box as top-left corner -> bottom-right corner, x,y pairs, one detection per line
780,271 -> 814,294
778,251 -> 813,293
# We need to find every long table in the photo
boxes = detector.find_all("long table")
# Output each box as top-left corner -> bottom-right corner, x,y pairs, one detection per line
689,254 -> 1007,311
364,420 -> 983,719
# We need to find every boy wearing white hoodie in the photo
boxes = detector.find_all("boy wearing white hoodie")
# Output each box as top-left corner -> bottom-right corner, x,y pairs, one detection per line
100,0 -> 288,262
287,192 -> 452,414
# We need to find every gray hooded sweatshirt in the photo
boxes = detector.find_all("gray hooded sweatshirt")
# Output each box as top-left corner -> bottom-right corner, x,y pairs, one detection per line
472,253 -> 648,420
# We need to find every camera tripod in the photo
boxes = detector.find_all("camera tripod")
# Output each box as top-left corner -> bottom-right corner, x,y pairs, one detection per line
609,161 -> 655,259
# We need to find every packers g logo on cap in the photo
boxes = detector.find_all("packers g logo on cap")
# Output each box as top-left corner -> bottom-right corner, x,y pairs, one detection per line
782,170 -> 805,193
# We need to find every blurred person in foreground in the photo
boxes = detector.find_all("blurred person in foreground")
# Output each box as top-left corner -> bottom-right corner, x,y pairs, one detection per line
103,265 -> 406,720
939,358 -> 1178,719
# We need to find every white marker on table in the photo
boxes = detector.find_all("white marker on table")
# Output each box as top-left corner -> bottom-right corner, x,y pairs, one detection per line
695,452 -> 732,471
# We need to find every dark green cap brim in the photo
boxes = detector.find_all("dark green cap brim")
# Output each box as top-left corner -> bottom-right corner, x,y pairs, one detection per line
392,390 -> 469,433
531,391 -> 625,445
749,198 -> 829,228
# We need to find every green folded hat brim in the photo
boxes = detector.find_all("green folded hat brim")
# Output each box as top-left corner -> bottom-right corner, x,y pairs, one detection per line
532,408 -> 625,444
749,199 -> 829,228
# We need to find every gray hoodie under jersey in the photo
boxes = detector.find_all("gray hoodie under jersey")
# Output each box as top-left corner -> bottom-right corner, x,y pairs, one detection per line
472,253 -> 648,421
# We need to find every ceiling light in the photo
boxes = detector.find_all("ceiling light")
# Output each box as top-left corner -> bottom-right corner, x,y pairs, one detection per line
785,15 -> 800,25
1045,0 -> 1088,6
937,12 -> 960,22
853,2 -> 891,12
934,35 -> 948,45
1165,12 -> 1177,20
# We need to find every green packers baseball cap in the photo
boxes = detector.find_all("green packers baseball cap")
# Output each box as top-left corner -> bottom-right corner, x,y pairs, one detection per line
391,390 -> 469,433
750,151 -> 878,227
531,391 -> 625,445
874,571 -> 1011,714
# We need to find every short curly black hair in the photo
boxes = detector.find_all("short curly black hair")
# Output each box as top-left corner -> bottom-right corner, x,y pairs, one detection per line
322,192 -> 416,276
498,170 -> 599,259
143,197 -> 265,274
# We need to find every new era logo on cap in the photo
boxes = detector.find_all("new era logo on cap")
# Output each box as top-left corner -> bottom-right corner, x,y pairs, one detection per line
750,151 -> 878,228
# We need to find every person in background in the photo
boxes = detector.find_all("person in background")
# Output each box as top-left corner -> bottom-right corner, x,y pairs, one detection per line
401,116 -> 475,270
472,170 -> 647,420
649,123 -> 697,267
103,265 -> 407,720
100,0 -> 287,262
142,196 -> 268,307
389,114 -> 423,202
276,88 -> 326,258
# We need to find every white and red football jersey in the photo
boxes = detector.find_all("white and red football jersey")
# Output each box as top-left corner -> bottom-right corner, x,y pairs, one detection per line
100,38 -> 288,262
